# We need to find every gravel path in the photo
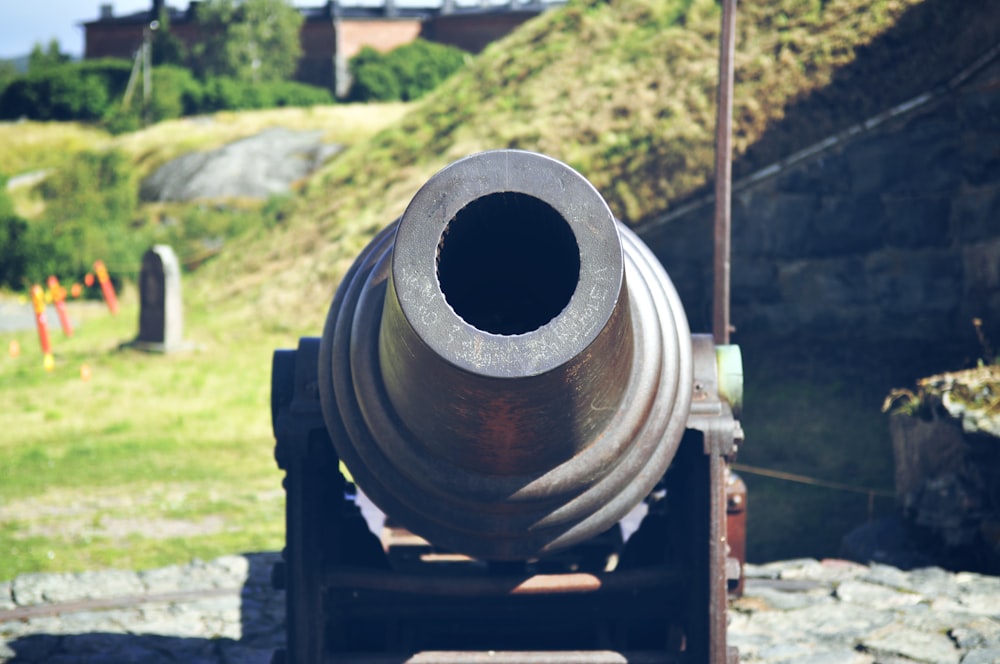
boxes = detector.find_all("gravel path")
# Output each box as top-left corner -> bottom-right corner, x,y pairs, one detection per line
2,554 -> 999,663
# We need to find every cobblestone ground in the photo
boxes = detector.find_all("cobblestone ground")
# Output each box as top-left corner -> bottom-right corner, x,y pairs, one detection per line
1,554 -> 999,663
733,559 -> 1000,664
0,553 -> 284,664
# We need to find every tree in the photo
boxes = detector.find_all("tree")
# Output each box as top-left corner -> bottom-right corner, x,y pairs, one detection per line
0,61 -> 17,97
151,7 -> 188,67
28,39 -> 70,73
192,0 -> 303,83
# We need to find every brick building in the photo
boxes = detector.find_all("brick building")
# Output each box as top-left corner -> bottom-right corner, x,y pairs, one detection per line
82,0 -> 554,95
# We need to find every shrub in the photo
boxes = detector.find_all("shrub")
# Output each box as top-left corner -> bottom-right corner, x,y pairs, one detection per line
0,59 -> 132,122
0,68 -> 108,121
148,65 -> 205,120
198,76 -> 332,112
18,149 -> 144,286
265,80 -> 334,107
0,177 -> 29,289
349,39 -> 468,102
349,47 -> 401,102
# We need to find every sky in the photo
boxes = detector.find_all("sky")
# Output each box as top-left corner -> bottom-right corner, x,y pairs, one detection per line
0,1 -> 154,60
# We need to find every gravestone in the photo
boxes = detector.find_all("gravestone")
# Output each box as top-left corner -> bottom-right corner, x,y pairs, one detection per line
129,245 -> 190,352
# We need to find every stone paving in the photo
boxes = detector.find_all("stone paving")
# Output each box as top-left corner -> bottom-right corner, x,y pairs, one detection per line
733,559 -> 1000,664
1,554 -> 999,663
0,553 -> 284,664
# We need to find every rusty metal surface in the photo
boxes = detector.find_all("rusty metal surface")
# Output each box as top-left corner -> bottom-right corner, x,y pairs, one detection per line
712,0 -> 737,346
317,150 -> 694,561
323,566 -> 682,596
333,651 -> 680,663
708,448 -> 729,664
725,468 -> 747,596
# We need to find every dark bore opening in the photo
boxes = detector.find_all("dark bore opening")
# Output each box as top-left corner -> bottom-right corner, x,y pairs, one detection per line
436,192 -> 581,336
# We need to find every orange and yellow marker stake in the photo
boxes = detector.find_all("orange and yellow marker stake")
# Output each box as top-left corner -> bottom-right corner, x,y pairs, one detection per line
47,275 -> 73,337
30,284 -> 55,371
93,260 -> 119,315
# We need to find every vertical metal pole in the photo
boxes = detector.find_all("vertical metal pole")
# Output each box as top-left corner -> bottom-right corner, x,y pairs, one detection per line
143,28 -> 152,109
713,0 -> 737,346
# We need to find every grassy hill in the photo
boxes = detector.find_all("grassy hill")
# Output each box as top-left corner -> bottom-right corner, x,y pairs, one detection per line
202,0 -> 1000,332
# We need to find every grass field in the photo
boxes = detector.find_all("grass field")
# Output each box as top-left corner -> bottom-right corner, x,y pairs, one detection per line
0,291 -> 305,581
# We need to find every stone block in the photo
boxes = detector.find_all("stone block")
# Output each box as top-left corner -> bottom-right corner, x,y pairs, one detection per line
775,151 -> 853,196
962,648 -> 1000,664
860,624 -> 962,663
960,131 -> 1000,186
954,185 -> 1000,242
777,257 -> 869,309
834,579 -> 923,608
732,258 -> 780,304
808,193 -> 885,257
866,248 -> 962,316
732,189 -> 818,259
883,193 -> 952,248
963,238 -> 1000,293
846,133 -> 912,196
958,85 -> 1000,133
848,112 -> 962,197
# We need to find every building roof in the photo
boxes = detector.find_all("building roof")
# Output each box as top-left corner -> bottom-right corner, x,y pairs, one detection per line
82,0 -> 557,27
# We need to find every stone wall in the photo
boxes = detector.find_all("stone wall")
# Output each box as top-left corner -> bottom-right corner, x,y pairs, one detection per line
638,56 -> 1000,346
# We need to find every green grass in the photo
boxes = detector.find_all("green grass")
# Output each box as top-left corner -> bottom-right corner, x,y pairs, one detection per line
0,294 -> 297,580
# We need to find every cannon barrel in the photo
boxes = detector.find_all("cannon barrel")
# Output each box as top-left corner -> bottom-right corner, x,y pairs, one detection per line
317,150 -> 694,560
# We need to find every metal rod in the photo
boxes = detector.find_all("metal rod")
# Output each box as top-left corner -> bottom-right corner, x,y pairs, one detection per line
324,566 -> 682,597
333,651 -> 679,663
0,587 -> 239,622
712,0 -> 737,345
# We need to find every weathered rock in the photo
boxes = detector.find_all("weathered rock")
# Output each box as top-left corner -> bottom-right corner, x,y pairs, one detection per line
860,623 -> 962,663
139,128 -> 341,202
885,365 -> 1000,573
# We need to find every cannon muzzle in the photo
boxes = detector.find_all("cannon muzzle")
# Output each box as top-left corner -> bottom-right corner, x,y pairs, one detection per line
318,150 -> 694,560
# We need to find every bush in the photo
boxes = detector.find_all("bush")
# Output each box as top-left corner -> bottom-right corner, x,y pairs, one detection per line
148,65 -> 205,119
349,39 -> 468,102
0,57 -> 332,125
0,177 -> 29,289
198,76 -> 332,112
13,150 -> 145,286
0,68 -> 108,121
349,47 -> 401,102
0,59 -> 132,122
265,80 -> 334,107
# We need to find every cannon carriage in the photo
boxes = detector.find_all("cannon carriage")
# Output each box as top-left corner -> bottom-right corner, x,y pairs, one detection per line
271,150 -> 743,664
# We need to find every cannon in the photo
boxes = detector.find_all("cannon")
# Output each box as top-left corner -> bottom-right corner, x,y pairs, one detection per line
271,150 -> 744,664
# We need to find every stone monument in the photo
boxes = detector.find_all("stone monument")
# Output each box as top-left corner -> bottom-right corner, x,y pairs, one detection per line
128,245 -> 190,352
